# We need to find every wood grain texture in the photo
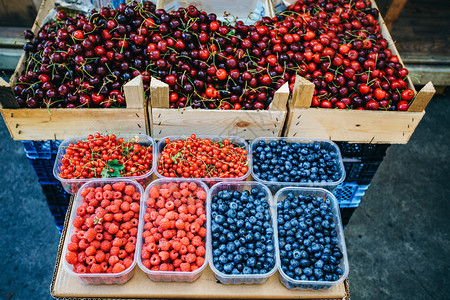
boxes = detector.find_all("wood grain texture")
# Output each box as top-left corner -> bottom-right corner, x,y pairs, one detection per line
123,75 -> 145,109
0,0 -> 37,27
284,105 -> 425,144
384,0 -> 408,30
292,75 -> 315,108
0,108 -> 147,140
150,77 -> 169,108
408,82 -> 435,112
152,108 -> 287,139
270,82 -> 289,111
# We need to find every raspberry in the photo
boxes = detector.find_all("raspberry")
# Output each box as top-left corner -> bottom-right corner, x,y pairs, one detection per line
130,202 -> 140,213
188,182 -> 197,191
67,242 -> 78,252
120,202 -> 130,212
95,251 -> 106,263
100,240 -> 111,252
196,246 -> 206,257
150,254 -> 161,265
85,246 -> 96,256
65,252 -> 78,265
132,192 -> 140,201
112,182 -> 125,191
72,216 -> 84,228
123,257 -> 133,269
125,243 -> 135,253
108,223 -> 119,234
149,185 -> 160,198
180,262 -> 191,272
112,263 -> 126,273
85,228 -> 96,242
159,251 -> 170,261
124,185 -> 135,196
118,250 -> 127,259
196,190 -> 207,200
185,253 -> 196,264
196,256 -> 205,267
108,255 -> 119,266
90,263 -> 102,273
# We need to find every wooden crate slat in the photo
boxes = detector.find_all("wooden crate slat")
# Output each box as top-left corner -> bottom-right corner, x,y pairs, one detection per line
151,108 -> 287,139
1,108 -> 147,141
285,105 -> 425,144
408,81 -> 435,112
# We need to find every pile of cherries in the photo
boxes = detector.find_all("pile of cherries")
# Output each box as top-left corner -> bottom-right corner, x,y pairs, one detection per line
15,0 -> 414,111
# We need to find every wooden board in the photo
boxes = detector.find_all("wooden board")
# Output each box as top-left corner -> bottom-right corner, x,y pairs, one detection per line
0,0 -> 37,27
0,108 -> 147,141
284,104 -> 425,144
50,198 -> 349,300
152,108 -> 287,139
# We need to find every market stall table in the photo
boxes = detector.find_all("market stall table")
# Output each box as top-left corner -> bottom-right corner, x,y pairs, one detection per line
51,198 -> 349,300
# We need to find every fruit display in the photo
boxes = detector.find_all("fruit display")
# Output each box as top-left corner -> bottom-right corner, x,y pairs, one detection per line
139,179 -> 208,281
57,133 -> 154,180
63,179 -> 143,284
15,0 -> 414,111
275,188 -> 348,289
208,182 -> 277,284
156,135 -> 250,180
54,133 -> 155,194
279,0 -> 415,110
251,138 -> 344,190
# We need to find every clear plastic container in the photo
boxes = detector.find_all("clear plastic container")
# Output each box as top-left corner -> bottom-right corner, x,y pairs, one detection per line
207,181 -> 279,284
273,187 -> 349,290
155,135 -> 251,186
53,134 -> 156,194
137,178 -> 210,282
250,137 -> 345,192
62,178 -> 144,284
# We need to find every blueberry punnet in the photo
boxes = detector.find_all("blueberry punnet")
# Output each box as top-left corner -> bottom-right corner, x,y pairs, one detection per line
277,192 -> 344,282
211,188 -> 275,275
252,140 -> 341,183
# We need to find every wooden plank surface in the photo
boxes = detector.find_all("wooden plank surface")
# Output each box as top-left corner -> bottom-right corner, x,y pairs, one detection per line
0,0 -> 37,27
285,106 -> 425,144
152,108 -> 287,140
408,82 -> 435,112
384,0 -> 408,30
380,0 -> 450,65
0,108 -> 147,140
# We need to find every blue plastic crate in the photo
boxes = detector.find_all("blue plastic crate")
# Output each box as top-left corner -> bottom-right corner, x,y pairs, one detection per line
340,207 -> 357,227
28,157 -> 58,184
336,142 -> 389,160
343,159 -> 383,185
41,183 -> 70,233
41,183 -> 70,206
22,140 -> 61,160
334,183 -> 369,208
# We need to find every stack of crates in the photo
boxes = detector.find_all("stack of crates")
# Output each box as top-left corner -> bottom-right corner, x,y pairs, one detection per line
22,141 -> 69,233
334,142 -> 390,225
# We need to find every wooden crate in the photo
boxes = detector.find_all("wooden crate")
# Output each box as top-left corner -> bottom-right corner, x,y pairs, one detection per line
0,0 -> 149,141
149,77 -> 289,140
283,0 -> 436,144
